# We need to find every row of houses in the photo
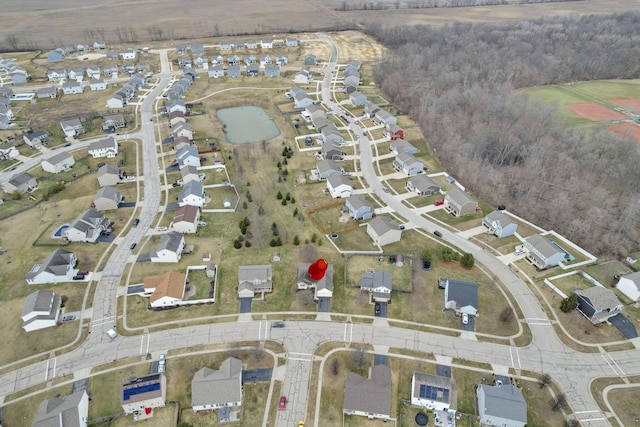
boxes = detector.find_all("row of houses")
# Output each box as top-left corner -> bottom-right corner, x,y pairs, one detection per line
106,74 -> 148,109
0,56 -> 30,85
0,87 -> 16,129
165,68 -> 196,101
216,37 -> 299,51
46,41 -> 107,61
183,53 -> 288,69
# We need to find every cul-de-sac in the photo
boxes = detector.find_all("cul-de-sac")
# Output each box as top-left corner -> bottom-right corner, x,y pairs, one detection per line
1,1 -> 640,426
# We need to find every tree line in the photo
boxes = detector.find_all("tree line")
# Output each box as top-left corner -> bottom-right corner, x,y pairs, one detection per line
364,11 -> 640,255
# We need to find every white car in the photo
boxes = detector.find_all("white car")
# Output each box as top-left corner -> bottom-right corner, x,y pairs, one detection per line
514,245 -> 526,255
461,313 -> 469,325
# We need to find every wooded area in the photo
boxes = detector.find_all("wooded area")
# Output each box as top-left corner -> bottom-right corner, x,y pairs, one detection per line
366,12 -> 640,255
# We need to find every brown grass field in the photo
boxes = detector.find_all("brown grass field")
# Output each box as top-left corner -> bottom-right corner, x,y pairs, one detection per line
610,98 -> 640,112
568,103 -> 627,121
610,122 -> 640,142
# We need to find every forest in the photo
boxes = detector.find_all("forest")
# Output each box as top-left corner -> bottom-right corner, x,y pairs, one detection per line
365,12 -> 640,255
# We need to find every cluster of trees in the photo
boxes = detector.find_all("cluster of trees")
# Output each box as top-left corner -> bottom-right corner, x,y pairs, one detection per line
366,12 -> 640,255
336,0 -> 574,11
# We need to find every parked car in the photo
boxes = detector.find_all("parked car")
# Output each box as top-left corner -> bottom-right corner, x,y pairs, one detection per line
375,302 -> 381,316
72,274 -> 85,280
272,321 -> 285,328
434,199 -> 445,206
278,396 -> 287,410
462,313 -> 469,325
514,245 -> 526,255
133,218 -> 140,227
433,230 -> 443,238
79,270 -> 89,275
129,242 -> 137,250
62,315 -> 76,322
172,182 -> 180,188
156,226 -> 168,231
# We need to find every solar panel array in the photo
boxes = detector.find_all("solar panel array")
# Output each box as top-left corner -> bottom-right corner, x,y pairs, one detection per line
123,382 -> 161,401
419,384 -> 450,403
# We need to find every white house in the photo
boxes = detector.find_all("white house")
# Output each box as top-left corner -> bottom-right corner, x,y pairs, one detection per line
411,372 -> 458,415
150,232 -> 186,263
62,81 -> 84,95
1,172 -> 37,194
523,234 -> 566,270
145,271 -> 186,308
366,216 -> 402,247
60,118 -> 84,137
616,271 -> 640,303
41,152 -> 75,174
64,209 -> 110,243
89,78 -> 107,91
33,390 -> 89,427
176,145 -> 200,167
25,249 -> 77,285
88,136 -> 118,158
173,205 -> 200,234
178,180 -> 205,207
21,290 -> 61,332
392,152 -> 423,176
106,94 -> 125,109
482,210 -> 518,238
326,174 -> 352,198
120,48 -> 137,60
192,358 -> 243,411
121,374 -> 166,414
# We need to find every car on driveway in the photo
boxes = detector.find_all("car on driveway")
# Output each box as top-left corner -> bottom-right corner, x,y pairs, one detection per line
62,315 -> 75,322
462,313 -> 469,325
434,199 -> 444,206
375,302 -> 381,316
278,395 -> 287,410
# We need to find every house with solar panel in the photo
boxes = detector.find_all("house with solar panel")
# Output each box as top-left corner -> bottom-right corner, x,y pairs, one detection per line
121,374 -> 166,416
411,372 -> 457,421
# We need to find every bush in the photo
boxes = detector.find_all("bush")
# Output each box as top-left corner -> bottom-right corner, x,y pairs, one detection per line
438,247 -> 456,261
244,240 -> 251,247
421,249 -> 433,263
276,191 -> 283,200
270,239 -> 277,247
460,252 -> 475,268
233,240 -> 242,249
560,294 -> 578,312
293,235 -> 300,245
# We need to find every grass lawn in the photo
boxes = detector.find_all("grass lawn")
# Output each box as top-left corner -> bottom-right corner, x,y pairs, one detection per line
2,384 -> 74,426
547,272 -> 593,296
585,261 -> 633,288
345,254 -> 413,292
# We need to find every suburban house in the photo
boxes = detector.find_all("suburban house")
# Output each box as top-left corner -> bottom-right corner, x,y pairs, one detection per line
102,114 -> 125,132
62,81 -> 84,95
523,234 -> 566,270
343,365 -> 392,421
97,164 -> 121,186
349,91 -> 367,106
173,137 -> 191,153
293,91 -> 314,109
385,123 -> 404,140
344,69 -> 360,87
345,195 -> 374,220
176,145 -> 200,167
326,174 -> 353,198
245,40 -> 258,49
150,232 -> 186,263
21,290 -> 61,332
237,265 -> 273,298
145,271 -> 187,308
169,110 -> 186,126
0,141 -> 18,160
25,249 -> 77,285
285,37 -> 298,46
208,64 -> 225,78
106,94 -> 125,109
0,105 -> 13,121
573,286 -> 624,324
23,130 -> 50,148
121,374 -> 166,414
320,125 -> 343,146
67,68 -> 84,81
103,64 -> 119,77
389,139 -> 417,155
88,136 -> 118,158
373,109 -> 397,127
166,100 -> 187,114
93,186 -> 124,211
366,216 -> 402,246
227,64 -> 241,78
180,165 -> 200,184
60,118 -> 85,137
41,152 -> 75,174
2,172 -> 37,194
93,41 -> 107,50
393,152 -> 424,176
64,209 -> 110,243
482,210 -> 518,238
264,64 -> 281,77
360,270 -> 392,302
476,384 -> 527,427
304,104 -> 325,122
47,69 -> 67,82
121,48 -> 137,60
173,205 -> 200,234
178,180 -> 205,207
345,84 -> 357,95
276,54 -> 288,65
406,175 -> 440,196
616,271 -> 640,303
303,54 -> 317,65
297,262 -> 334,299
345,59 -> 362,71
86,66 -> 101,79
192,357 -> 243,412
443,278 -> 478,316
260,38 -> 273,48
105,51 -> 119,62
219,41 -> 231,51
32,390 -> 89,427
411,372 -> 457,419
317,159 -> 342,179
444,188 -> 478,217
37,86 -> 59,99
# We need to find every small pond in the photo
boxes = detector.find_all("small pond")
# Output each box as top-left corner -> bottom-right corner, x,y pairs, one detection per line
217,106 -> 280,144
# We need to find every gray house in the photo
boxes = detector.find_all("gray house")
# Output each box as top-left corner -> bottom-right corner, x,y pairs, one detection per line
191,357 -> 243,411
32,390 -> 89,426
93,186 -> 123,211
360,270 -> 392,302
476,384 -> 527,427
41,152 -> 75,174
321,141 -> 343,161
97,164 -> 121,186
345,195 -> 374,220
482,210 -> 518,238
227,64 -> 241,78
1,172 -> 37,194
523,234 -> 565,270
317,159 -> 342,179
373,109 -> 397,127
264,64 -> 280,77
393,152 -> 423,176
237,265 -> 273,298
406,175 -> 440,196
444,188 -> 478,217
390,139 -> 417,155
208,64 -> 225,78
366,216 -> 402,247
343,365 -> 392,420
37,86 -> 58,99
443,278 -> 478,316
21,290 -> 61,332
574,287 -> 624,324
349,91 -> 367,106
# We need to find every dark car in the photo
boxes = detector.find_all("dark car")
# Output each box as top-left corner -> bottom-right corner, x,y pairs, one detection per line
172,182 -> 180,188
497,205 -> 506,211
272,321 -> 285,328
422,261 -> 432,271
73,274 -> 85,280
133,218 -> 140,227
433,230 -> 443,238
375,303 -> 381,316
130,242 -> 137,250
62,315 -> 76,322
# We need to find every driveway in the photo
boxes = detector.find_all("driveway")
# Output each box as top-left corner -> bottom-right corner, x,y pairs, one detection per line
609,313 -> 639,339
317,297 -> 331,313
119,202 -> 137,208
136,254 -> 151,263
373,354 -> 388,366
243,368 -> 272,383
239,297 -> 252,313
461,315 -> 475,331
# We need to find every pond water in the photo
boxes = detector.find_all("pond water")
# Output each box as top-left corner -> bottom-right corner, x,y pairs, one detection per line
217,106 -> 280,144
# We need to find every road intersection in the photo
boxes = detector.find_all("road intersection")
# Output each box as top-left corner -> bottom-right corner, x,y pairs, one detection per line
0,36 -> 638,427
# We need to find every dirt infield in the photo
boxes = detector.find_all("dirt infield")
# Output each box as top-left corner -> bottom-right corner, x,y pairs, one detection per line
610,122 -> 640,142
568,103 -> 627,121
610,98 -> 640,113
